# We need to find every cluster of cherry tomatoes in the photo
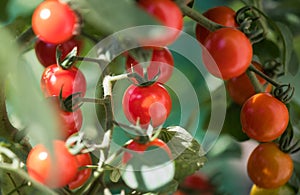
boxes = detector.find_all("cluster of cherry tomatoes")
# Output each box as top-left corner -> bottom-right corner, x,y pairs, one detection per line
27,0 -> 92,190
22,0 -> 298,193
196,6 -> 295,192
26,0 -> 187,191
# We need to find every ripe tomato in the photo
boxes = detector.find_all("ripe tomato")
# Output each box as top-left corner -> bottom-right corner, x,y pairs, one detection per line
250,184 -> 296,195
26,140 -> 79,188
178,172 -> 215,195
195,6 -> 238,44
68,152 -> 92,190
41,64 -> 87,98
138,0 -> 183,46
202,28 -> 252,80
240,93 -> 289,142
35,37 -> 82,67
123,138 -> 171,164
247,142 -> 293,189
122,82 -> 172,128
226,62 -> 272,105
59,108 -> 83,139
32,0 -> 78,44
126,47 -> 174,83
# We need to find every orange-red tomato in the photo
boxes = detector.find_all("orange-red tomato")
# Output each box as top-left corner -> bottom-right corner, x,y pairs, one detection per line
247,142 -> 293,189
32,0 -> 78,44
138,0 -> 183,46
227,62 -> 272,105
240,93 -> 289,142
195,6 -> 237,44
26,140 -> 79,188
122,82 -> 172,128
202,28 -> 252,80
68,153 -> 92,190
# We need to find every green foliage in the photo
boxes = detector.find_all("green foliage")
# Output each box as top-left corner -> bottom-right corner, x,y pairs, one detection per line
159,126 -> 207,181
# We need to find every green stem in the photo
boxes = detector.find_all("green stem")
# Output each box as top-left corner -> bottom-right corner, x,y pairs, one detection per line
80,97 -> 106,105
176,3 -> 223,32
246,69 -> 263,93
74,56 -> 105,69
248,64 -> 281,87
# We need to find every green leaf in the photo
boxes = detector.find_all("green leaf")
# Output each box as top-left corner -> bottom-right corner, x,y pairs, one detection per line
276,22 -> 295,74
72,0 -> 160,36
287,51 -> 300,76
253,39 -> 280,64
221,103 -> 249,142
158,126 -> 207,181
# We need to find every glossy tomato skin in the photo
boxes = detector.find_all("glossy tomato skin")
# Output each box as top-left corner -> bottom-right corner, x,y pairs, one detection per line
32,0 -> 78,44
203,28 -> 252,80
35,37 -> 82,67
122,83 -> 172,128
196,6 -> 237,44
26,140 -> 79,188
68,153 -> 92,190
59,108 -> 83,139
250,184 -> 296,195
41,64 -> 87,98
123,138 -> 171,164
138,0 -> 183,46
126,47 -> 174,83
247,142 -> 293,189
240,93 -> 289,142
227,62 -> 272,105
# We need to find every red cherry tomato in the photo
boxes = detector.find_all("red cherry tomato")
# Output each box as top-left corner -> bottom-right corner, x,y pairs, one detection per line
126,47 -> 174,83
202,28 -> 252,80
26,140 -> 79,188
41,64 -> 87,98
59,108 -> 83,139
122,83 -> 172,128
240,93 -> 289,142
226,62 -> 272,105
35,37 -> 82,67
32,0 -> 78,44
138,0 -> 183,46
196,6 -> 237,44
68,153 -> 92,190
247,142 -> 293,189
123,138 -> 171,164
179,172 -> 214,194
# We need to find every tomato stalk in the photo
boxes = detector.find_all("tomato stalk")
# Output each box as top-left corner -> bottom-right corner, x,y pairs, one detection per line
246,69 -> 264,93
249,64 -> 295,103
176,3 -> 223,32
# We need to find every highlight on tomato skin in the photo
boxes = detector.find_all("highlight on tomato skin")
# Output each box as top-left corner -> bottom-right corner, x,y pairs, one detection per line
240,93 -> 289,142
122,82 -> 172,129
247,142 -> 294,189
195,6 -> 238,44
26,140 -> 79,188
32,0 -> 79,44
126,47 -> 174,83
202,28 -> 253,80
